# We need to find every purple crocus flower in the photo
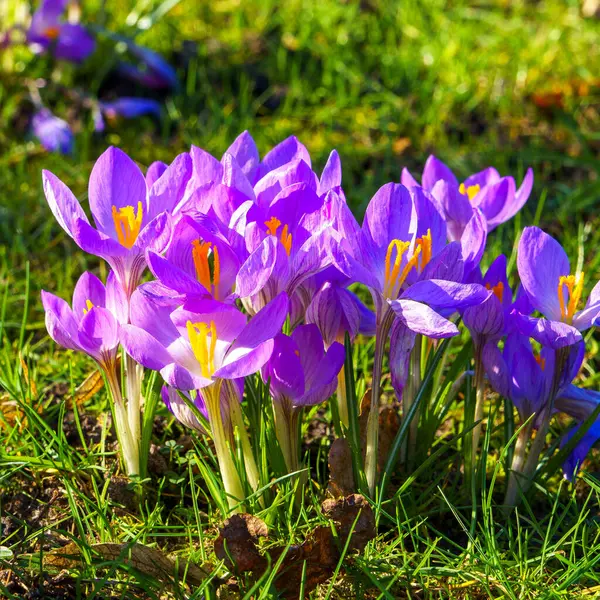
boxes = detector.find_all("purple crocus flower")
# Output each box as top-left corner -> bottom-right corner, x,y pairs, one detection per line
335,183 -> 487,336
27,0 -> 95,62
119,290 -> 289,390
145,214 -> 240,304
234,184 -> 331,315
516,226 -> 600,349
31,108 -> 73,155
560,420 -> 600,481
402,155 -> 533,241
483,333 -> 584,427
42,146 -> 193,297
118,44 -> 178,90
99,98 -> 162,121
41,271 -> 127,372
262,324 -> 344,472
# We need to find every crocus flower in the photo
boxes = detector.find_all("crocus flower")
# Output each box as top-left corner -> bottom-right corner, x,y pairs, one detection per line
402,155 -> 533,241
484,333 -> 584,428
516,226 -> 600,348
234,183 -> 331,315
100,98 -> 162,120
145,214 -> 240,303
119,290 -> 289,392
42,146 -> 192,297
118,43 -> 178,90
27,0 -> 95,62
262,324 -> 344,472
336,183 -> 487,335
560,421 -> 600,481
41,270 -> 127,373
120,290 -> 288,509
31,108 -> 73,155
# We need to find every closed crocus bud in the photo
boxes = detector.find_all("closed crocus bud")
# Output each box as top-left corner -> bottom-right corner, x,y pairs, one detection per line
463,291 -> 504,344
305,282 -> 361,347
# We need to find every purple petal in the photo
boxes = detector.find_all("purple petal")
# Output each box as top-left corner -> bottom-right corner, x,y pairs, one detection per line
482,341 -> 510,398
41,290 -> 81,352
422,155 -> 458,190
88,147 -> 147,237
513,313 -> 582,349
256,136 -> 311,181
78,307 -> 119,359
54,24 -> 95,62
72,218 -> 128,260
146,161 -> 168,187
390,299 -> 459,338
72,272 -> 106,321
389,320 -> 417,401
147,152 -> 193,218
120,323 -> 172,371
420,242 -> 465,283
105,270 -> 129,324
42,170 -> 89,238
190,146 -> 223,187
400,167 -> 419,188
402,280 -> 488,310
461,209 -> 487,277
517,227 -> 569,321
318,150 -> 342,195
225,131 -> 259,182
133,211 -> 172,254
296,341 -> 345,407
221,152 -> 255,201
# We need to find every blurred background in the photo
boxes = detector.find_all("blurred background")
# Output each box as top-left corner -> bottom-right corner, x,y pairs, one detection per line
1,0 -> 599,312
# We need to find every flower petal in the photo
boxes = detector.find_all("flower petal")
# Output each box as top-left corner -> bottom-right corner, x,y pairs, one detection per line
42,170 -> 89,238
390,299 -> 459,338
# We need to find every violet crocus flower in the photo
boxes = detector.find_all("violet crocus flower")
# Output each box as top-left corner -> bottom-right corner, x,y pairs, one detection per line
42,147 -> 194,297
560,420 -> 600,481
262,325 -> 344,473
234,183 -> 331,315
118,44 -> 178,90
100,98 -> 162,120
27,0 -> 95,62
31,108 -> 73,155
402,155 -> 533,241
120,290 -> 288,509
516,226 -> 600,349
145,214 -> 240,304
41,270 -> 127,372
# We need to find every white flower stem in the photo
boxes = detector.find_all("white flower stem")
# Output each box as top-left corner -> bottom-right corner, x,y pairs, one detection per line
205,381 -> 245,513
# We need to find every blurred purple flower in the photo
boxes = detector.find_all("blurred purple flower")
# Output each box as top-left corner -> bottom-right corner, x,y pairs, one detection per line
31,108 -> 73,154
27,0 -> 95,62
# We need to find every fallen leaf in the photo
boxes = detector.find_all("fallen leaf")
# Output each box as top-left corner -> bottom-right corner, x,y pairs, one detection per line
327,438 -> 355,496
44,542 -> 212,587
214,514 -> 269,573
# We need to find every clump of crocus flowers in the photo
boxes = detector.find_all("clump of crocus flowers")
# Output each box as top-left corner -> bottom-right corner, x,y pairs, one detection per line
41,133 -> 600,512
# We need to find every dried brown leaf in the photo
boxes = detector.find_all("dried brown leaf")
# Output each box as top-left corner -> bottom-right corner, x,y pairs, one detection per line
44,542 -> 211,587
327,438 -> 355,497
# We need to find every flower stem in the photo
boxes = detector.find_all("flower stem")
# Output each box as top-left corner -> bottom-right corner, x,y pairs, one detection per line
471,343 -> 486,469
106,366 -> 139,476
504,420 -> 533,508
365,309 -> 393,497
336,366 -> 349,430
125,353 -> 143,452
205,381 -> 245,513
406,336 -> 423,468
226,382 -> 263,505
273,398 -> 300,475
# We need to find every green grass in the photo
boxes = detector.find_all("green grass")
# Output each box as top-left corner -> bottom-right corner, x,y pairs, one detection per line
2,0 -> 600,597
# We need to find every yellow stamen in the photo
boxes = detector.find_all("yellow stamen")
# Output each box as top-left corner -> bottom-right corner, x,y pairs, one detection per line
534,354 -> 546,371
459,182 -> 481,203
558,273 -> 585,324
485,281 -> 504,303
265,216 -> 293,256
83,299 -> 94,315
383,239 -> 410,299
44,26 -> 60,40
187,320 -> 217,379
112,202 -> 143,249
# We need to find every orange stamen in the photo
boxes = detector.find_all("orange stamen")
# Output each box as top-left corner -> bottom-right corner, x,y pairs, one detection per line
558,273 -> 585,324
485,281 -> 505,303
265,216 -> 293,255
192,240 -> 221,299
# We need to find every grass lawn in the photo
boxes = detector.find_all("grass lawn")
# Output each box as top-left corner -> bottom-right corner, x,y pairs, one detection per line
1,0 -> 600,597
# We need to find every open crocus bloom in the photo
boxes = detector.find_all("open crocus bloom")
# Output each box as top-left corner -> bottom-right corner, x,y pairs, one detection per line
27,0 -> 95,62
43,147 -> 193,297
334,183 -> 487,337
402,155 -> 533,241
41,271 -> 127,371
145,214 -> 240,304
119,290 -> 289,390
516,227 -> 600,348
234,183 -> 332,315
